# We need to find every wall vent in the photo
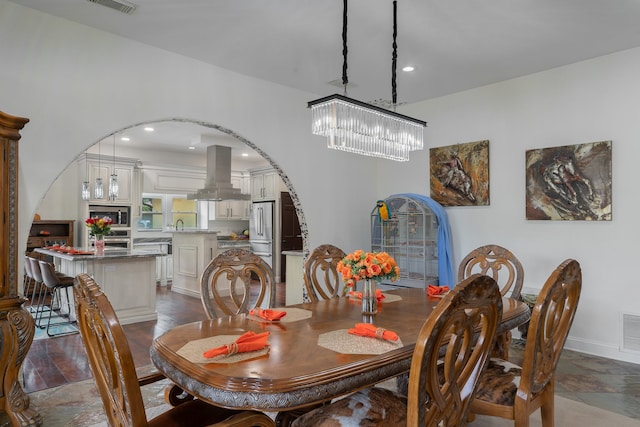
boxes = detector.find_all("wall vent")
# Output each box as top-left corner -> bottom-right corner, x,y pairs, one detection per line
621,312 -> 640,353
87,0 -> 137,15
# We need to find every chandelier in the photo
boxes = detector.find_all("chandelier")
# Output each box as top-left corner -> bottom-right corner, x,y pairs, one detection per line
94,142 -> 104,199
308,0 -> 426,162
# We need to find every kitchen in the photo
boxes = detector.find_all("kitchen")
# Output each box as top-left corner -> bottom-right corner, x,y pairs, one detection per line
32,120 -> 299,303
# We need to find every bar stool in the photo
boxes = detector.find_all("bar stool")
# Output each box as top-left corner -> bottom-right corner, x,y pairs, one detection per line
23,256 -> 37,312
37,260 -> 77,337
27,257 -> 51,326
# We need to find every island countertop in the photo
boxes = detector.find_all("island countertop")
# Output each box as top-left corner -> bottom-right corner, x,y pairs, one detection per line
35,247 -> 164,261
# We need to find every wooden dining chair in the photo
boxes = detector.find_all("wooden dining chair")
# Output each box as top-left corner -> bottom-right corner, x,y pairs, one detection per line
290,274 -> 503,427
303,244 -> 346,302
458,244 -> 525,359
73,273 -> 276,427
469,259 -> 582,427
200,248 -> 276,319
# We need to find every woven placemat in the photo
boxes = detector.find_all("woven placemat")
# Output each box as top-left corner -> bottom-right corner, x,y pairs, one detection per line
348,293 -> 403,304
177,334 -> 270,364
246,307 -> 312,323
318,329 -> 403,355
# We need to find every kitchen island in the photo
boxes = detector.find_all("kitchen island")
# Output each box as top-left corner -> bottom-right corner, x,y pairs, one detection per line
35,247 -> 163,324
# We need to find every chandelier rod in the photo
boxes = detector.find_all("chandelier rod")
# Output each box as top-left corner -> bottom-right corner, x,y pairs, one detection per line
392,0 -> 398,108
341,0 -> 348,95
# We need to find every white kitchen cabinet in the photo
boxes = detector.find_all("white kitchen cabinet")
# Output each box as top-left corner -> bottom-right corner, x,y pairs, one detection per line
171,231 -> 218,297
211,172 -> 250,220
250,168 -> 278,201
81,154 -> 138,205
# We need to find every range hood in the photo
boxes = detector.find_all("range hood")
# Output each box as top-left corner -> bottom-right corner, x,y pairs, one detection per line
187,145 -> 251,201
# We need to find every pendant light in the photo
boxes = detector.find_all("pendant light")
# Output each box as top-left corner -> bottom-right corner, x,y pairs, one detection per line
108,134 -> 119,201
81,153 -> 90,201
94,142 -> 104,199
308,0 -> 426,162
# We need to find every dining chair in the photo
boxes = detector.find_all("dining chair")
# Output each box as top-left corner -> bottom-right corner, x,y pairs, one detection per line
290,274 -> 503,427
73,273 -> 276,427
37,260 -> 77,337
469,259 -> 582,427
458,244 -> 525,359
303,244 -> 346,302
200,248 -> 276,319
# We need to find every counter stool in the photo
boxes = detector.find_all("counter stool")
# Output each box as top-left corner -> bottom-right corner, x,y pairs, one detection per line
37,260 -> 77,337
27,257 -> 51,324
23,256 -> 38,312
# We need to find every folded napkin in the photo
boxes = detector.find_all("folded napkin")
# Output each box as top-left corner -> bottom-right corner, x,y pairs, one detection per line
348,289 -> 386,301
203,331 -> 270,358
427,284 -> 450,297
249,308 -> 287,321
348,323 -> 398,342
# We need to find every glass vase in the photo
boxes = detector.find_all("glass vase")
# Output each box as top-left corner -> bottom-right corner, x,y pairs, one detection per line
94,234 -> 105,254
361,279 -> 378,315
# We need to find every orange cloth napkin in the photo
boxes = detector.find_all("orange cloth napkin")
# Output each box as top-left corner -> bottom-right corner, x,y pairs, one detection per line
348,289 -> 386,301
203,331 -> 270,358
348,323 -> 398,342
249,308 -> 287,321
427,284 -> 450,297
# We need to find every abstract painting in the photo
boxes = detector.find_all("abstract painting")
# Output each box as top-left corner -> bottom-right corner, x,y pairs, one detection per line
525,140 -> 612,220
430,140 -> 490,206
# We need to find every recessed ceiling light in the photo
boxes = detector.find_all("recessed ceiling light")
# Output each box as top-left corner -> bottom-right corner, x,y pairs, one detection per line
120,137 -> 130,141
188,146 -> 196,150
144,127 -> 154,132
242,153 -> 249,157
402,66 -> 414,72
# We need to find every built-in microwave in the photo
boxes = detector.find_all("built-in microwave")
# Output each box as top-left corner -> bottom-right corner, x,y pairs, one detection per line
88,205 -> 131,227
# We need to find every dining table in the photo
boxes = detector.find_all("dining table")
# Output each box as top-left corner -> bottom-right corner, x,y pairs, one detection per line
150,287 -> 530,417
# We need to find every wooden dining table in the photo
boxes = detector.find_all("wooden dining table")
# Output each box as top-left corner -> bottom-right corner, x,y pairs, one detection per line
150,287 -> 530,415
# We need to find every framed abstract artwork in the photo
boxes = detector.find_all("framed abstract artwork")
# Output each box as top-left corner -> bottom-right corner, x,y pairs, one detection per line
429,140 -> 490,206
525,140 -> 612,221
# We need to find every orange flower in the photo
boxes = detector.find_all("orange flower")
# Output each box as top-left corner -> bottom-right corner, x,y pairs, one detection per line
337,249 -> 400,295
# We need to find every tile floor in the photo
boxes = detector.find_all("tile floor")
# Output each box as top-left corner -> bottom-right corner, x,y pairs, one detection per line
19,285 -> 640,421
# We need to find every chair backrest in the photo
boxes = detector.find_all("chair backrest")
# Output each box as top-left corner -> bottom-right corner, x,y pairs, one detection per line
519,259 -> 581,397
303,244 -> 346,302
27,257 -> 44,283
200,248 -> 276,319
24,256 -> 33,279
457,244 -> 525,299
73,273 -> 149,426
406,274 -> 502,426
38,260 -> 61,289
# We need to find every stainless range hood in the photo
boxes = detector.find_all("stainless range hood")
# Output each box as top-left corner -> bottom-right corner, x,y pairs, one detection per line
187,145 -> 251,201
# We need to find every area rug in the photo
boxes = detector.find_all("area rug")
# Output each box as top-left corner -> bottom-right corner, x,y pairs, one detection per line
30,307 -> 78,340
22,374 -> 640,427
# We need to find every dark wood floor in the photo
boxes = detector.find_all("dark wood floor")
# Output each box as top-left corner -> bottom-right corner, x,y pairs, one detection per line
22,284 -> 286,393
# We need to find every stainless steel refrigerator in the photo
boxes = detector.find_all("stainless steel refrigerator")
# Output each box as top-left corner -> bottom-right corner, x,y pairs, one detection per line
249,201 -> 274,267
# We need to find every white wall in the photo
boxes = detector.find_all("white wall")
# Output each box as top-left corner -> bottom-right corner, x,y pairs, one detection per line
3,1 -> 640,363
377,47 -> 640,363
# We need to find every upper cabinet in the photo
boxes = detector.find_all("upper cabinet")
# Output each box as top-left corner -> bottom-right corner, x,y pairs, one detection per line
212,172 -> 250,220
250,168 -> 278,202
79,154 -> 139,205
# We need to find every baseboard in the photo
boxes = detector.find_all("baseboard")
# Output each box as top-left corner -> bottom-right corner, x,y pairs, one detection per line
565,336 -> 640,365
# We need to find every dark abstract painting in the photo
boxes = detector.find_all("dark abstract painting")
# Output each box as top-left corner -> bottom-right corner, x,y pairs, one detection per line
430,140 -> 490,206
525,141 -> 612,220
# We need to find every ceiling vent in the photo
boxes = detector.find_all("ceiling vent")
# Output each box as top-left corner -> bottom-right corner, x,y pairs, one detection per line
87,0 -> 137,15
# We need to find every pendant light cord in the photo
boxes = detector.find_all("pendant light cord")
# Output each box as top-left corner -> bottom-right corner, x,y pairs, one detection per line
392,0 -> 398,107
342,0 -> 349,94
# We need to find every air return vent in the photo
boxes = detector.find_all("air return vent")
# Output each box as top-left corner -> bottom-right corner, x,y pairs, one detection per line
621,312 -> 640,353
87,0 -> 137,15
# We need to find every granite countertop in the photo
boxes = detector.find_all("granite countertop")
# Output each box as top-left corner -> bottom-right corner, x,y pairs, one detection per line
133,237 -> 172,244
34,247 -> 165,261
169,229 -> 219,234
282,250 -> 303,256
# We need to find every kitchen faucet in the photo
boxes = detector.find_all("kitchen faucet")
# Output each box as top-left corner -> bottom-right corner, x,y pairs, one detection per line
175,219 -> 184,231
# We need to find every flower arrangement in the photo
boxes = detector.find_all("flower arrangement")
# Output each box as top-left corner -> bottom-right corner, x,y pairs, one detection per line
337,250 -> 400,292
85,216 -> 113,236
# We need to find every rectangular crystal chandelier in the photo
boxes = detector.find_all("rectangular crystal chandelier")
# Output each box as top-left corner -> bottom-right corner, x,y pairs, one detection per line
308,94 -> 426,162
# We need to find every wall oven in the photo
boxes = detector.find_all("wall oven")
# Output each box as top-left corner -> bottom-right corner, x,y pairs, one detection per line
88,205 -> 131,227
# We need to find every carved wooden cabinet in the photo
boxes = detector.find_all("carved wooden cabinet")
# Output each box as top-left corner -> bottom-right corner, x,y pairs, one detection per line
0,110 -> 42,425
